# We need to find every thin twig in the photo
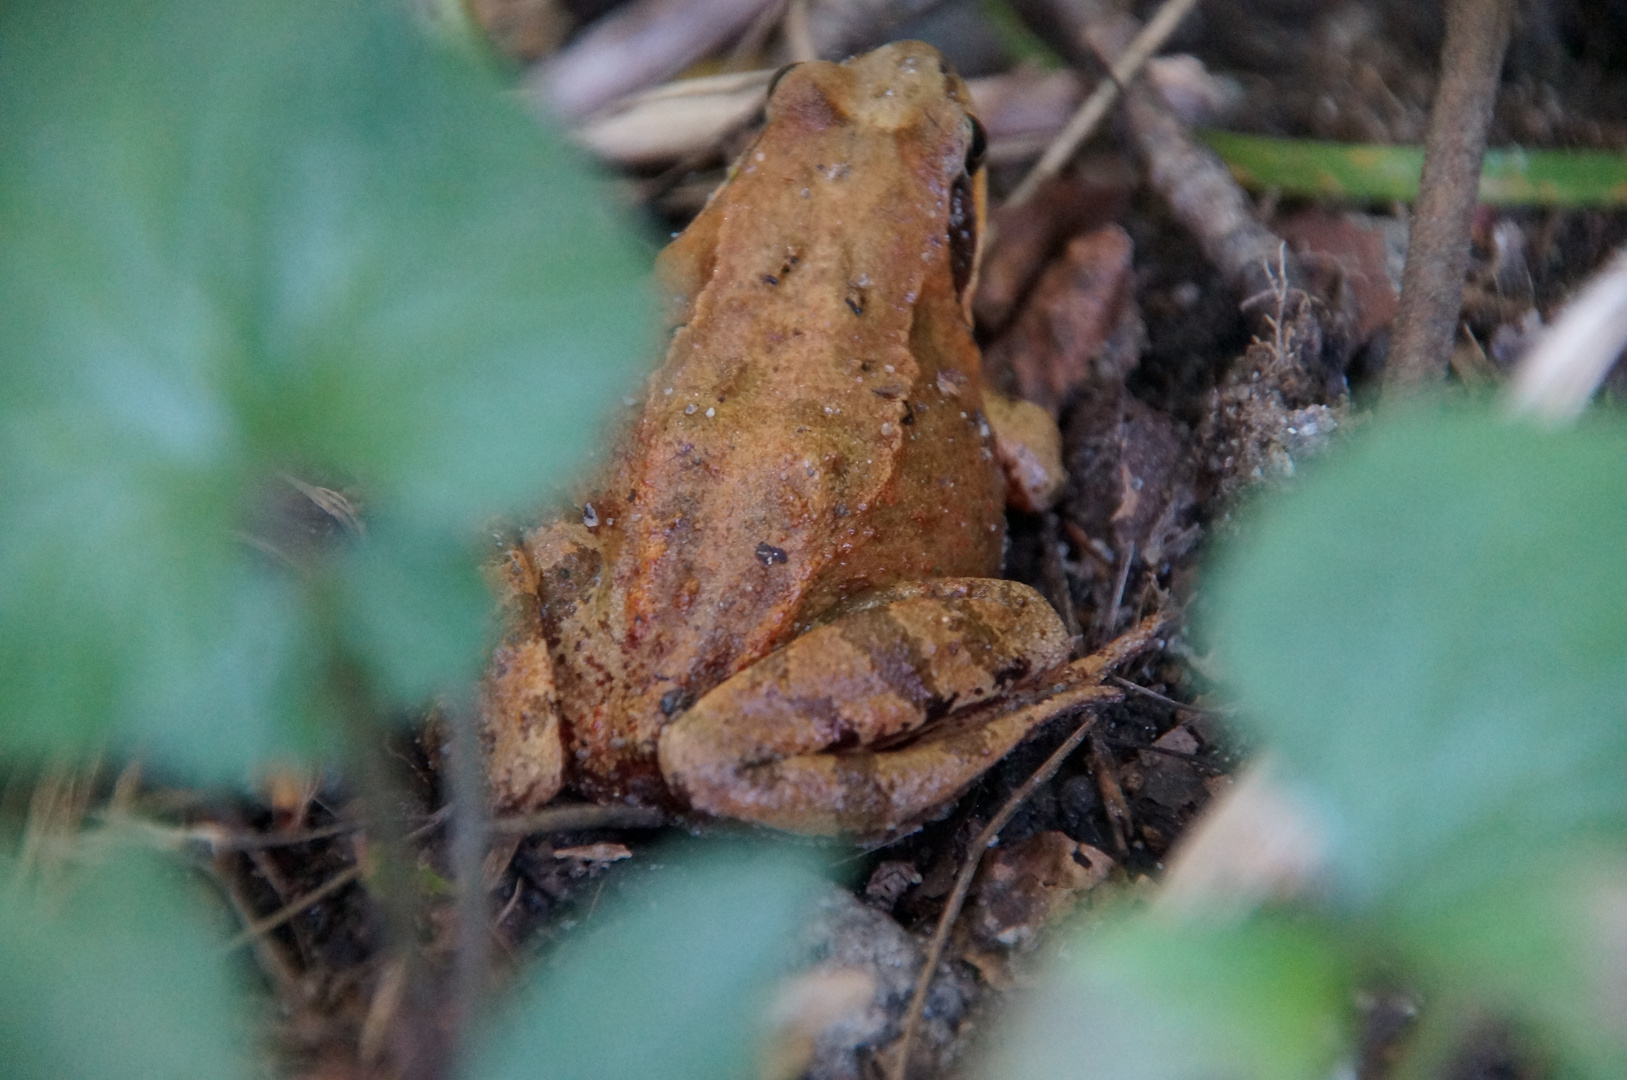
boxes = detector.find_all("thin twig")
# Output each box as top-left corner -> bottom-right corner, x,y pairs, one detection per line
1005,0 -> 1201,208
886,708 -> 1107,1080
1384,0 -> 1514,390
1040,513 -> 1083,643
209,852 -> 305,996
220,863 -> 364,954
488,803 -> 670,835
1108,675 -> 1226,717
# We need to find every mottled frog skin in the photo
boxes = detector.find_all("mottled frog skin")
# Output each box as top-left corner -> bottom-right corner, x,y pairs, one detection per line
482,42 -> 1078,835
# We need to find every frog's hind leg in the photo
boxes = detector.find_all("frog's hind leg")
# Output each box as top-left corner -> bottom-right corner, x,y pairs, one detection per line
659,579 -> 1157,835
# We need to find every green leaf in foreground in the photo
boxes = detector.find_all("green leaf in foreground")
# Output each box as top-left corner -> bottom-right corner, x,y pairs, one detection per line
984,915 -> 1353,1080
472,845 -> 824,1080
0,851 -> 251,1080
1207,406 -> 1627,911
0,0 -> 654,773
1393,858 -> 1627,1075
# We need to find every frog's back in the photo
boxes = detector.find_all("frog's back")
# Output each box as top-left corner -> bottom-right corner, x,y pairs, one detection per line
565,43 -> 1004,801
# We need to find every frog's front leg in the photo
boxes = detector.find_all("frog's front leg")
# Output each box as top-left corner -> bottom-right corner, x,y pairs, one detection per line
658,579 -> 1150,836
482,520 -> 605,812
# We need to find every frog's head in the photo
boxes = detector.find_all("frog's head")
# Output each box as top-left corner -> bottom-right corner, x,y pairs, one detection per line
763,40 -> 987,309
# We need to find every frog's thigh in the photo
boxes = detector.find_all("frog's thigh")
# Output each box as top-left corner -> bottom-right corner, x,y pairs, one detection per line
658,578 -> 1071,834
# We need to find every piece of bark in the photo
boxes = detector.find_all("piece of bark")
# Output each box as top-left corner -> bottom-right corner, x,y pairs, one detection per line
533,0 -> 777,121
1276,209 -> 1408,348
976,180 -> 1134,337
983,225 -> 1142,415
1064,388 -> 1199,609
969,831 -> 1113,951
863,860 -> 923,911
1136,727 -> 1204,812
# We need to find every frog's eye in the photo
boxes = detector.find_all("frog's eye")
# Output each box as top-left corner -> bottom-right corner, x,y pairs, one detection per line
964,115 -> 988,174
766,62 -> 802,100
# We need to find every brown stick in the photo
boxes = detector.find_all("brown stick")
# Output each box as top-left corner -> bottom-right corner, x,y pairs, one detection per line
1125,81 -> 1309,306
487,802 -> 670,835
1384,0 -> 1514,391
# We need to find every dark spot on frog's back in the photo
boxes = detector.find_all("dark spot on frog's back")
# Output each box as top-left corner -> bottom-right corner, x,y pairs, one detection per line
660,688 -> 693,716
755,542 -> 789,566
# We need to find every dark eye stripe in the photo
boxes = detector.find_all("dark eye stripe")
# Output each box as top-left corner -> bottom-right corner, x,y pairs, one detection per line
965,115 -> 987,175
948,170 -> 978,298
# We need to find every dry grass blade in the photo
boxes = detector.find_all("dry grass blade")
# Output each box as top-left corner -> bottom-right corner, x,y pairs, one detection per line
534,0 -> 778,121
1506,243 -> 1627,421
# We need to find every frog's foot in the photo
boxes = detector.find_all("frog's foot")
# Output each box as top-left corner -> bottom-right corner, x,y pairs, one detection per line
658,578 -> 1158,835
983,390 -> 1065,513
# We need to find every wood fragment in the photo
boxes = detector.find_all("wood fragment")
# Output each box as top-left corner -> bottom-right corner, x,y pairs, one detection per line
1385,0 -> 1515,391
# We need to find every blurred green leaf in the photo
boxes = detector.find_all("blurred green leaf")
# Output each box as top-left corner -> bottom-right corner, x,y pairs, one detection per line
0,0 -> 654,772
1207,406 -> 1627,912
334,517 -> 491,708
1393,853 -> 1627,1076
0,851 -> 251,1080
986,914 -> 1353,1080
473,844 -> 824,1080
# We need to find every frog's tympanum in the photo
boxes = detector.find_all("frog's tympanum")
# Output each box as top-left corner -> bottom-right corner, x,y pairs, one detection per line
483,42 -> 1143,836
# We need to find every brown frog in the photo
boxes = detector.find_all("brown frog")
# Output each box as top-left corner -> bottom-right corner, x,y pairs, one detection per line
483,41 -> 1150,836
